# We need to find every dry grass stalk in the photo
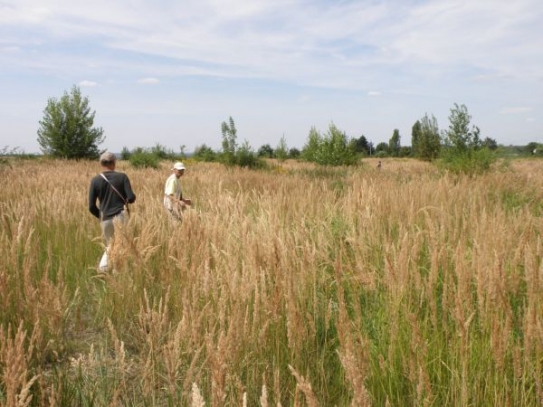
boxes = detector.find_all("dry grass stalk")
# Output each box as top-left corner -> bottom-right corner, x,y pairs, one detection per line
0,322 -> 39,407
288,365 -> 320,407
191,382 -> 206,407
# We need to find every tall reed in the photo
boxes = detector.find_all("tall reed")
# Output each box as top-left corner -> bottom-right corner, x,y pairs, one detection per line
1,157 -> 542,405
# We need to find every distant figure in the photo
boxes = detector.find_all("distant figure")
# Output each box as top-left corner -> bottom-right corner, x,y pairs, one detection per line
533,149 -> 537,155
164,162 -> 192,221
89,152 -> 136,272
377,160 -> 382,171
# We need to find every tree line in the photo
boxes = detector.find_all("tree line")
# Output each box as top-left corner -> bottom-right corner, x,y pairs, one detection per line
32,85 -> 532,175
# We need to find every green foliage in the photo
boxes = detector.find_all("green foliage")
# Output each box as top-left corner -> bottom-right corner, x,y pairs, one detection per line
219,117 -> 265,169
482,137 -> 498,150
352,135 -> 369,155
257,144 -> 274,158
37,85 -> 104,159
375,142 -> 389,155
193,144 -> 217,162
221,116 -> 238,166
120,146 -> 131,161
151,143 -> 176,160
413,114 -> 441,161
388,129 -> 401,157
438,147 -> 497,175
301,126 -> 322,162
439,104 -> 496,175
1,146 -> 21,168
128,148 -> 160,169
288,147 -> 301,159
275,136 -> 288,162
301,123 -> 358,166
399,146 -> 412,157
236,140 -> 266,169
525,142 -> 541,156
411,120 -> 421,156
442,103 -> 481,152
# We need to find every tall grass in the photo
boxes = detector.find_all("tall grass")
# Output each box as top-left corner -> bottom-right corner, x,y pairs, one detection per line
1,157 -> 543,406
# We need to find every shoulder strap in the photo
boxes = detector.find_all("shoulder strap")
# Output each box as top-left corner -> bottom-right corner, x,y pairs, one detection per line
100,173 -> 128,205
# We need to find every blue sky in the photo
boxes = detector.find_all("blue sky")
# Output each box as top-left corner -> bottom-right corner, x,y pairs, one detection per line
1,0 -> 542,154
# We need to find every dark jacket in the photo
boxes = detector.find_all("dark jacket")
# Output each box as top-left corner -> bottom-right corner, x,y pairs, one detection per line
89,171 -> 136,221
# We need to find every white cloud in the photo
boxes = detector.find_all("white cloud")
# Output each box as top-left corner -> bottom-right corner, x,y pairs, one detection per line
79,80 -> 97,87
1,0 -> 543,151
137,77 -> 160,84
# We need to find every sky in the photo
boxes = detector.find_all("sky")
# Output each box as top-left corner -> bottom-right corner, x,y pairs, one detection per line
1,0 -> 542,154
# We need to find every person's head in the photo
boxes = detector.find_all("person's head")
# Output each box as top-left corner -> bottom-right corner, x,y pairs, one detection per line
172,162 -> 185,178
100,152 -> 117,169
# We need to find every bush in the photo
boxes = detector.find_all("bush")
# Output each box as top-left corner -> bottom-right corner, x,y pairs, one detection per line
438,147 -> 497,175
193,144 -> 217,162
301,123 -> 358,166
129,150 -> 160,169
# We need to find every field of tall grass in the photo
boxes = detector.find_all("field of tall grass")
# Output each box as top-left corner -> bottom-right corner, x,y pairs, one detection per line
1,157 -> 543,406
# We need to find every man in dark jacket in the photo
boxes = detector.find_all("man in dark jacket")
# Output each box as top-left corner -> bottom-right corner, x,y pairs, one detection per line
89,151 -> 136,272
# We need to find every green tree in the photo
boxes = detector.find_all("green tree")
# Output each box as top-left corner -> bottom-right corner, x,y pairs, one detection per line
481,137 -> 498,150
221,116 -> 238,166
443,103 -> 481,153
526,142 -> 539,155
302,123 -> 358,166
257,144 -> 274,158
411,120 -> 422,157
417,114 -> 441,161
275,136 -> 288,162
120,146 -> 131,160
37,85 -> 104,159
193,144 -> 217,162
288,147 -> 301,159
220,117 -> 263,169
388,129 -> 401,157
301,126 -> 322,162
352,135 -> 369,155
440,103 -> 495,174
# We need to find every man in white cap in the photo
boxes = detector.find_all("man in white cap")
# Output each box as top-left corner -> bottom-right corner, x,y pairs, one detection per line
164,161 -> 192,220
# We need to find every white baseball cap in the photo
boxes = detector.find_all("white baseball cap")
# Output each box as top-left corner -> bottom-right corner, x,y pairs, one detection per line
172,162 -> 185,170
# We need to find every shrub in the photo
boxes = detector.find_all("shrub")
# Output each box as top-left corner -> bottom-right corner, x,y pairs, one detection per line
129,150 -> 160,169
301,123 -> 358,166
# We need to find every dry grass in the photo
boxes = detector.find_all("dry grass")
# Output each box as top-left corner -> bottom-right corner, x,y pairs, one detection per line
1,157 -> 543,406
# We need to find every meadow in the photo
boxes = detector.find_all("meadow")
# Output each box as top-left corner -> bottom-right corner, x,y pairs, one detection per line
1,157 -> 543,406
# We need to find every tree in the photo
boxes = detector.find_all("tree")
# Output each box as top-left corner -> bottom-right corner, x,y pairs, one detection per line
375,142 -> 389,157
443,103 -> 481,152
193,144 -> 217,162
440,103 -> 496,174
388,129 -> 401,157
352,135 -> 369,155
417,114 -> 441,161
220,117 -> 263,168
288,147 -> 301,159
221,116 -> 238,165
275,136 -> 288,162
301,126 -> 322,162
257,144 -> 274,158
481,137 -> 498,150
411,120 -> 422,157
301,123 -> 358,166
37,85 -> 104,159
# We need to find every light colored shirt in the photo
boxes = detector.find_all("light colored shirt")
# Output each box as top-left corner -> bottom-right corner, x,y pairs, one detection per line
163,174 -> 182,210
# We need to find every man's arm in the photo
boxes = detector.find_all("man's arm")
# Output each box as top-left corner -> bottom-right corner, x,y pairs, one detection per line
123,175 -> 136,204
88,179 -> 100,218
